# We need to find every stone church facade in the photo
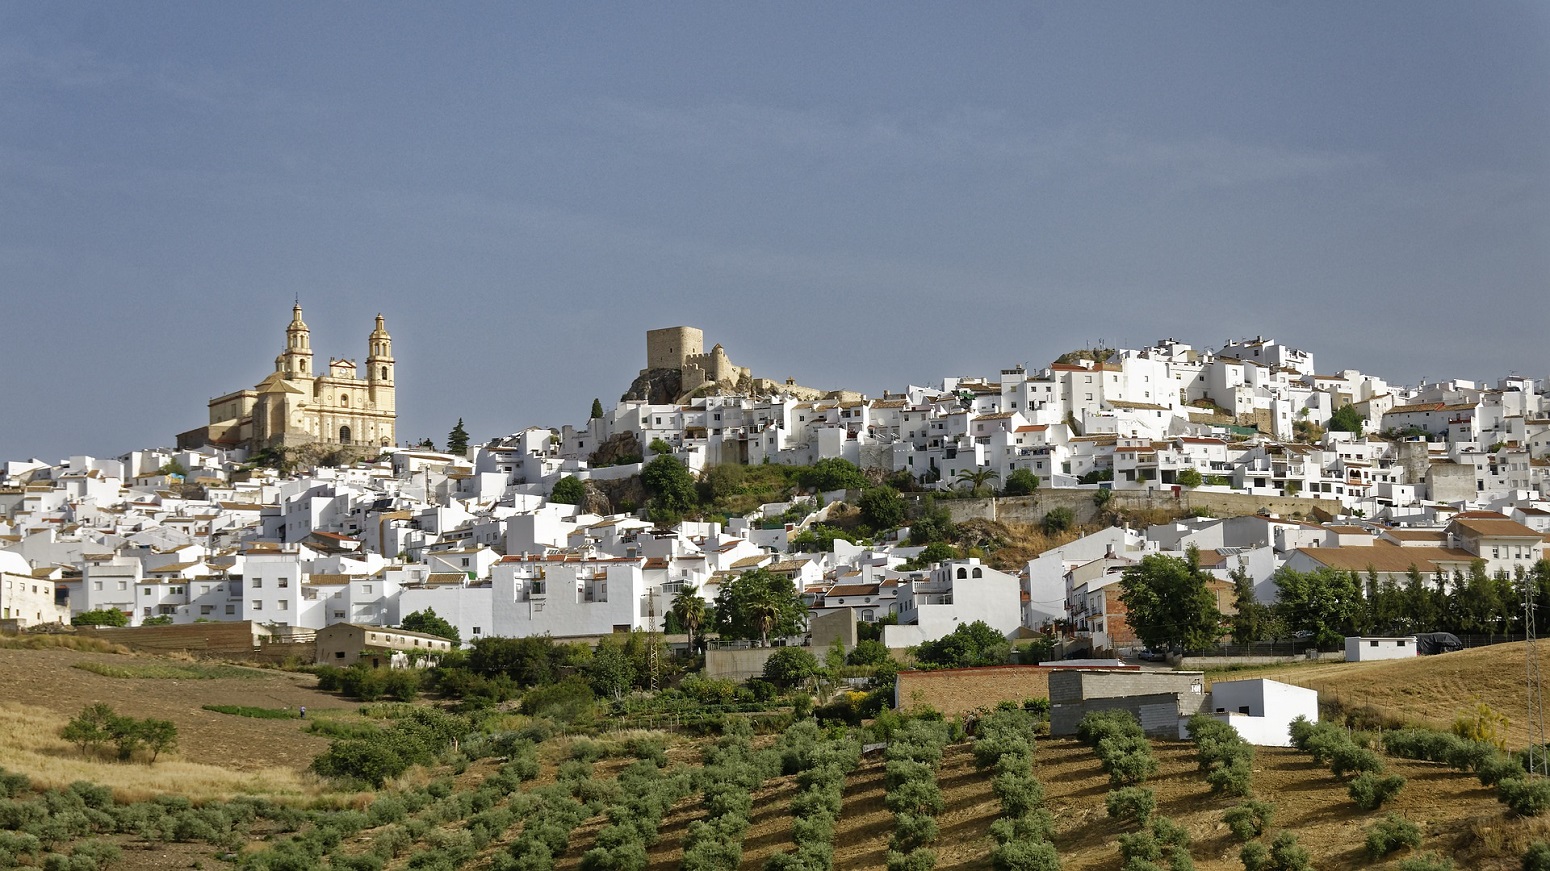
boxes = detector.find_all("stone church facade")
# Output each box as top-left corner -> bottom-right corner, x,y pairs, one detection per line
179,304 -> 397,453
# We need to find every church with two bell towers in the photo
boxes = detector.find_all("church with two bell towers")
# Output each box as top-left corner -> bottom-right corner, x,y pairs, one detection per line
180,304 -> 397,453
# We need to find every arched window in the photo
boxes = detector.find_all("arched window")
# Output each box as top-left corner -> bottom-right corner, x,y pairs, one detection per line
380,366 -> 389,379
339,426 -> 352,445
340,394 -> 349,407
956,567 -> 968,579
972,567 -> 983,578
300,359 -> 307,373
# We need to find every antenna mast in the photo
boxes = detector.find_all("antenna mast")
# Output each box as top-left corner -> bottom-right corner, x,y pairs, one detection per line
1526,580 -> 1547,775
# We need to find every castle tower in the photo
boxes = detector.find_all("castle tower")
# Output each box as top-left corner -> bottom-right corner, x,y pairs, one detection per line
275,302 -> 315,380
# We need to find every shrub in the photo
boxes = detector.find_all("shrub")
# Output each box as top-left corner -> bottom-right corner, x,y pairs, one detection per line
1267,831 -> 1313,871
989,811 -> 1055,845
1222,800 -> 1273,841
1384,728 -> 1469,764
991,839 -> 1061,871
1366,813 -> 1422,859
993,772 -> 1045,819
1479,752 -> 1528,787
1207,757 -> 1254,797
1106,787 -> 1156,827
1348,772 -> 1406,811
1527,841 -> 1550,871
1240,840 -> 1269,871
1078,710 -> 1142,747
1501,777 -> 1550,817
1329,743 -> 1384,779
884,849 -> 937,871
890,812 -> 939,853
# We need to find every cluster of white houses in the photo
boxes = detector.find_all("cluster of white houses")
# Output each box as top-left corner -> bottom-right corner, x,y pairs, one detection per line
3,328 -> 1550,659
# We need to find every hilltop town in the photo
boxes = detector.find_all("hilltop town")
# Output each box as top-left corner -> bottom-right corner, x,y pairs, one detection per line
3,307 -> 1549,659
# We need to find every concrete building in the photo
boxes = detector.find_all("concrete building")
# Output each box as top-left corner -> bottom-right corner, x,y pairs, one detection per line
1049,669 -> 1207,737
1195,678 -> 1318,747
1345,636 -> 1418,662
314,622 -> 453,669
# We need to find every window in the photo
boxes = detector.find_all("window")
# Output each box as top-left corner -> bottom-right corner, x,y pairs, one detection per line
277,601 -> 288,611
362,585 -> 373,594
117,581 -> 127,591
225,604 -> 236,615
93,581 -> 103,591
143,587 -> 151,595
200,605 -> 214,615
1370,639 -> 1379,647
278,578 -> 289,588
252,600 -> 263,610
472,627 -> 481,635
252,578 -> 263,589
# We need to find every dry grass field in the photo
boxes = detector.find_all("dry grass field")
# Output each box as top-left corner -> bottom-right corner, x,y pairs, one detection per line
1207,639 -> 1550,745
0,646 -> 355,800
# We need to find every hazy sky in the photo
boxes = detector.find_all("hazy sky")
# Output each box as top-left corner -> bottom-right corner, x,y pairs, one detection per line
2,3 -> 1547,462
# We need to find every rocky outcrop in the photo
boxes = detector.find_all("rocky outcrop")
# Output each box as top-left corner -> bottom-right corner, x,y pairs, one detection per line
621,368 -> 684,405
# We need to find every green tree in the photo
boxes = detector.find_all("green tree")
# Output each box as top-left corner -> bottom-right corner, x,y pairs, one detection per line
701,463 -> 746,502
799,458 -> 867,493
587,636 -> 637,699
1329,404 -> 1364,436
1273,567 -> 1366,647
71,609 -> 128,627
849,638 -> 892,667
671,583 -> 708,650
447,418 -> 470,455
955,467 -> 1000,497
591,398 -> 605,420
713,568 -> 806,646
138,718 -> 179,763
762,647 -> 821,688
1229,561 -> 1270,644
1042,507 -> 1075,535
648,437 -> 673,455
913,620 -> 1010,668
859,486 -> 907,532
550,475 -> 586,505
60,703 -> 118,755
1002,468 -> 1040,496
1176,468 -> 1204,488
401,607 -> 461,648
1119,549 -> 1223,652
642,454 -> 698,517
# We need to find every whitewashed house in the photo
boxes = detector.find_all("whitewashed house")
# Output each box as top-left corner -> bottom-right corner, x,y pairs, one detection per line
1191,678 -> 1319,747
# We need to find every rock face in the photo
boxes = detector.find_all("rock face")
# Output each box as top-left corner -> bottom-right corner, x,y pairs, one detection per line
621,368 -> 684,405
588,432 -> 643,467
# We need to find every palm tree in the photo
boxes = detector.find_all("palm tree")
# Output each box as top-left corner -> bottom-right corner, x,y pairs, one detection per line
955,467 -> 1000,497
671,583 -> 707,649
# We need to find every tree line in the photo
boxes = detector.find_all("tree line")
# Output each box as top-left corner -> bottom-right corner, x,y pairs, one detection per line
1120,547 -> 1550,652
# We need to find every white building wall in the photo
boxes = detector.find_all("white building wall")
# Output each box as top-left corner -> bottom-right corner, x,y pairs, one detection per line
1345,636 -> 1418,662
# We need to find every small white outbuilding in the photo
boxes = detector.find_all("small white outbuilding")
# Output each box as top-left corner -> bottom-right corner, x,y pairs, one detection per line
1182,678 -> 1319,747
1345,636 -> 1418,662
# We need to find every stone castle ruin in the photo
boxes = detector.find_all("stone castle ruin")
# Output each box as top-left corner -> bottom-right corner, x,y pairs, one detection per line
622,326 -> 829,405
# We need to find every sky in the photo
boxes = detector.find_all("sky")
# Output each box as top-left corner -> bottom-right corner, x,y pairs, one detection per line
1,2 -> 1547,462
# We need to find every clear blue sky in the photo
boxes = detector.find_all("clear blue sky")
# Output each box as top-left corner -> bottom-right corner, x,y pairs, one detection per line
2,3 -> 1546,461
